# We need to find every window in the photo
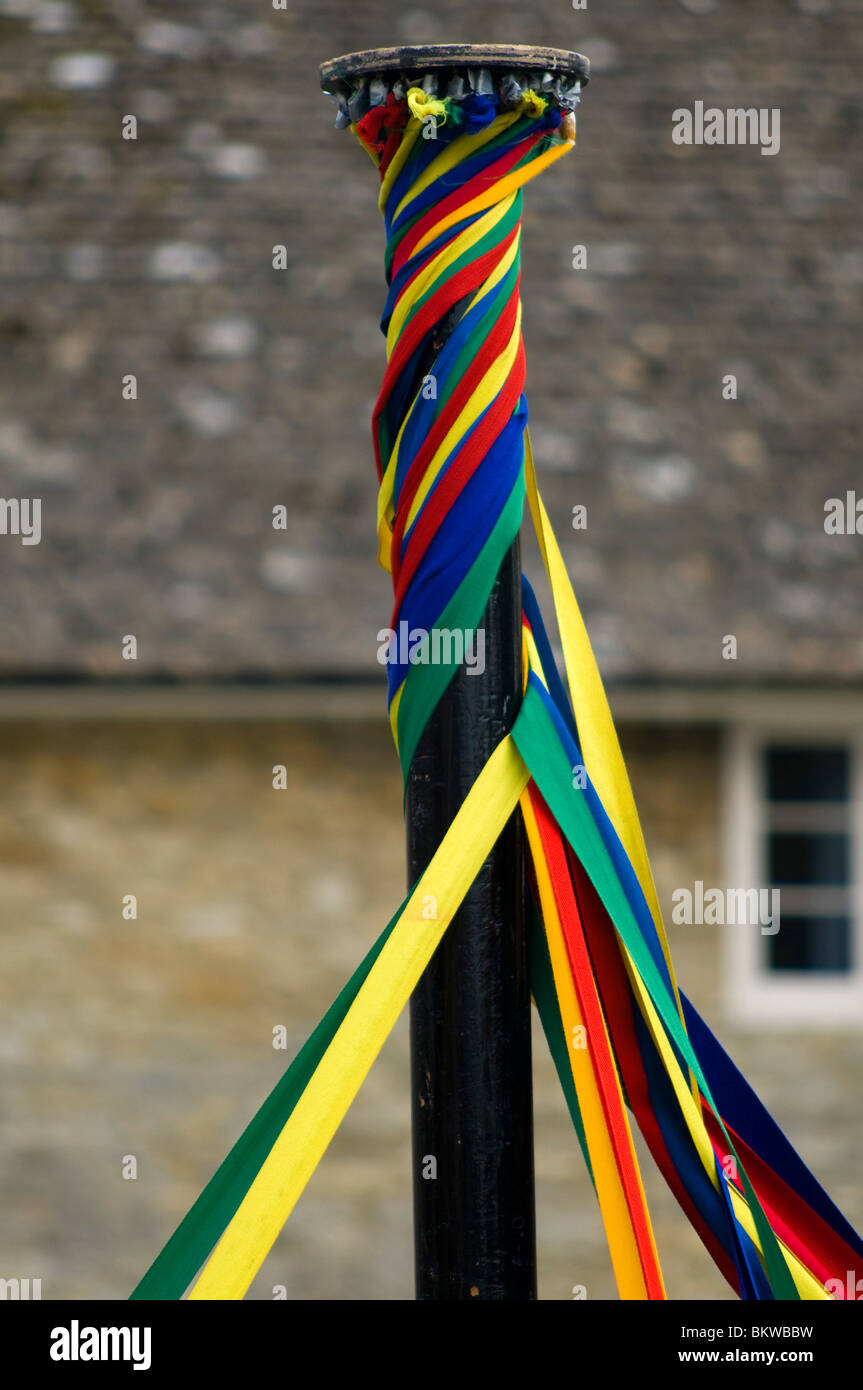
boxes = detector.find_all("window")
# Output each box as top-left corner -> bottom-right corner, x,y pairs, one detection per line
764,745 -> 852,974
722,724 -> 863,1026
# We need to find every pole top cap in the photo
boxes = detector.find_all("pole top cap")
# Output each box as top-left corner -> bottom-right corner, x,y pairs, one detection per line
320,44 -> 590,95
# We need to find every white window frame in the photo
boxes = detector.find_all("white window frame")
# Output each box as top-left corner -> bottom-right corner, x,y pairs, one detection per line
721,718 -> 863,1028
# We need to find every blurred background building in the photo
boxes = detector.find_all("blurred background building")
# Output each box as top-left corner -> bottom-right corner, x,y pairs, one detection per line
1,0 -> 861,1300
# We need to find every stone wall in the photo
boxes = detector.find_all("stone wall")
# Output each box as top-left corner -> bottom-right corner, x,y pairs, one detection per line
2,716 -> 860,1299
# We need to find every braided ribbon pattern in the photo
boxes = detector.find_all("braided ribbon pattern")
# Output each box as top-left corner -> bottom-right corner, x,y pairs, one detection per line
369,87 -> 566,776
131,87 -> 862,1302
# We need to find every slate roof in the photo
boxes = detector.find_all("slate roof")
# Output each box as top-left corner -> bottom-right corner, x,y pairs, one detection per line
1,0 -> 861,685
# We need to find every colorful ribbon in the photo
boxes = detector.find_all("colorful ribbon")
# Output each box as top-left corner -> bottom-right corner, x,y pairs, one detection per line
131,85 -> 861,1301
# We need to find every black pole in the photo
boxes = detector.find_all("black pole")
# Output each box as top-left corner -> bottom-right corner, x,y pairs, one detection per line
398,283 -> 535,1299
407,540 -> 534,1299
320,43 -> 589,1302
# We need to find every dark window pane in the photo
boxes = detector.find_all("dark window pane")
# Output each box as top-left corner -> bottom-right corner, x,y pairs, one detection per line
767,915 -> 852,972
768,832 -> 849,885
766,746 -> 849,802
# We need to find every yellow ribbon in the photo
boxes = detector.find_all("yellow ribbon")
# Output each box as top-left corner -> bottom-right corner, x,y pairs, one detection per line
188,733 -> 529,1299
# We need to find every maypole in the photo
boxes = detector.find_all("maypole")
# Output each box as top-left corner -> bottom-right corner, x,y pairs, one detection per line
319,45 -> 588,1299
129,43 -> 862,1309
